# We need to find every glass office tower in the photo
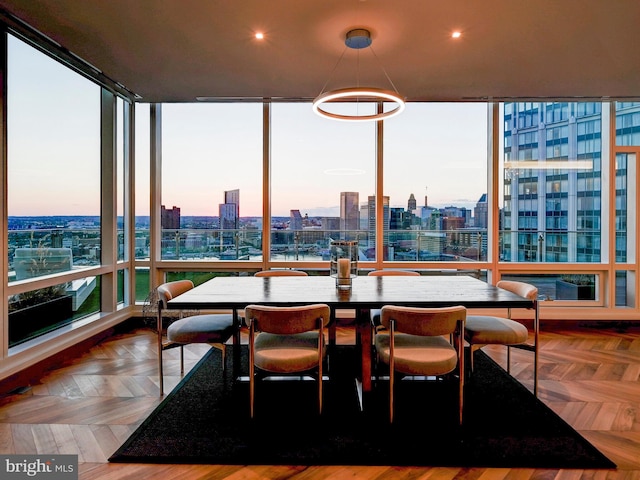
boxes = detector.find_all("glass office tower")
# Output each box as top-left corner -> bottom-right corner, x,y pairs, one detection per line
503,101 -> 640,265
504,102 -> 598,262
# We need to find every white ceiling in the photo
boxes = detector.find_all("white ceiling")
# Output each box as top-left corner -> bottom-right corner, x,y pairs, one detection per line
0,0 -> 639,103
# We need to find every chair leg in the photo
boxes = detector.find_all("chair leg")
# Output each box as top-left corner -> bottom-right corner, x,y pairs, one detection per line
389,366 -> 395,423
318,363 -> 323,415
158,307 -> 164,396
249,327 -> 255,419
211,343 -> 226,373
158,326 -> 164,396
458,374 -> 464,425
469,344 -> 478,372
249,366 -> 255,418
180,345 -> 185,375
158,347 -> 164,396
458,328 -> 464,425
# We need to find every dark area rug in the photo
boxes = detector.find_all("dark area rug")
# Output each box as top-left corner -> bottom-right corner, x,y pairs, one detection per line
110,345 -> 616,468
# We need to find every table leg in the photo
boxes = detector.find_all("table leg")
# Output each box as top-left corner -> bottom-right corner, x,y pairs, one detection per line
232,309 -> 241,379
328,309 -> 336,348
356,308 -> 372,393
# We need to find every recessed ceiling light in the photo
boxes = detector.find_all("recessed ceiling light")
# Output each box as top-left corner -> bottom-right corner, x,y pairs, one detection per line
255,32 -> 264,40
452,31 -> 462,39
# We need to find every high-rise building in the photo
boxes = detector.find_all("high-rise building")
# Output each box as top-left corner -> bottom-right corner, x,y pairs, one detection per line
290,209 -> 303,230
359,202 -> 369,231
219,189 -> 240,230
407,193 -> 417,211
161,205 -> 181,229
366,195 -> 390,254
219,204 -> 237,230
442,206 -> 468,221
499,102 -> 640,262
474,194 -> 488,229
223,189 -> 240,222
390,207 -> 405,230
340,192 -> 359,240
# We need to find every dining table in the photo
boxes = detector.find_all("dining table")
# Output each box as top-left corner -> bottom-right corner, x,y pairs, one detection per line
166,274 -> 537,396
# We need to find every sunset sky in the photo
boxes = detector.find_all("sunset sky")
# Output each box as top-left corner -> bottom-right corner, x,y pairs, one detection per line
7,33 -> 489,219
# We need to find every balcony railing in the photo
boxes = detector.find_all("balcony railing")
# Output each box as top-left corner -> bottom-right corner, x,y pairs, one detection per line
152,228 -> 491,262
8,226 -> 609,267
143,227 -> 607,264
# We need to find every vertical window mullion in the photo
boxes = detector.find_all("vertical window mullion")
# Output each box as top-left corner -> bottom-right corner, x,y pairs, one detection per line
100,88 -> 117,313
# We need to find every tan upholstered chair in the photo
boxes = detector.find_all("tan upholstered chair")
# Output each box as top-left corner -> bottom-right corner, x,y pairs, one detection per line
464,280 -> 539,395
245,303 -> 331,418
367,270 -> 420,331
157,280 -> 236,395
375,305 -> 466,424
245,270 -> 309,322
254,270 -> 308,277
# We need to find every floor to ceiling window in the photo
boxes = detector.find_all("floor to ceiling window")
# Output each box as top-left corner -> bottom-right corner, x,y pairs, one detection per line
6,26 -> 640,359
134,103 -> 151,301
144,100 -> 640,311
384,103 -> 488,263
614,102 -> 640,308
6,13 -> 640,391
270,103 -> 376,264
159,103 -> 262,262
502,102 -> 603,265
6,33 -> 103,347
500,102 -> 640,305
501,102 -> 604,301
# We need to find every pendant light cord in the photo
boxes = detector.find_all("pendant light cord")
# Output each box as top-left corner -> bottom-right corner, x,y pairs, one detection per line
317,46 -> 348,97
369,45 -> 401,95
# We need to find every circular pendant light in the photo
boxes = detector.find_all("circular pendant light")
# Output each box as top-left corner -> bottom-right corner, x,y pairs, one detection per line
312,29 -> 405,122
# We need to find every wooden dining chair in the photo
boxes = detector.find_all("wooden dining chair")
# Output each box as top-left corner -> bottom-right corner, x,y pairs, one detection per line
245,303 -> 331,418
367,270 -> 420,332
156,280 -> 237,395
464,280 -> 539,395
375,304 -> 466,424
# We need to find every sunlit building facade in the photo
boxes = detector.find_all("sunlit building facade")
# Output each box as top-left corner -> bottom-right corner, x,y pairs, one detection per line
340,191 -> 359,240
503,102 -> 640,264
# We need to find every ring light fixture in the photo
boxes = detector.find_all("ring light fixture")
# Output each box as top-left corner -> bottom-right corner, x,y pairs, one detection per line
312,28 -> 405,122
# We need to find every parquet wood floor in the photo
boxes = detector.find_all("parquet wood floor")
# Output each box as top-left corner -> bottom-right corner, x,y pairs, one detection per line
1,324 -> 639,480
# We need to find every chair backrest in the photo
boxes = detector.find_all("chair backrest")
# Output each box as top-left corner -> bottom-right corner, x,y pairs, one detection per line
380,305 -> 466,337
255,270 -> 308,277
367,270 -> 420,276
496,280 -> 538,300
245,304 -> 330,334
157,280 -> 194,309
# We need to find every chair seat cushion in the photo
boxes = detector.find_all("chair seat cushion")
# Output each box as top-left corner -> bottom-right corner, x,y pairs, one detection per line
375,333 -> 458,376
464,315 -> 529,345
254,331 -> 325,373
167,314 -> 235,344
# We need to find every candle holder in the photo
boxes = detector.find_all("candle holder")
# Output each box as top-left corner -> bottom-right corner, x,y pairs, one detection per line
330,240 -> 358,290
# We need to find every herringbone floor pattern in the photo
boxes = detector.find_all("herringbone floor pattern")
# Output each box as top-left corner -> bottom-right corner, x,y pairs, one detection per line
1,324 -> 639,479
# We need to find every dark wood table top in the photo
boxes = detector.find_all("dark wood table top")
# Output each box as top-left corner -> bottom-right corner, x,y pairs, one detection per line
167,275 -> 534,310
